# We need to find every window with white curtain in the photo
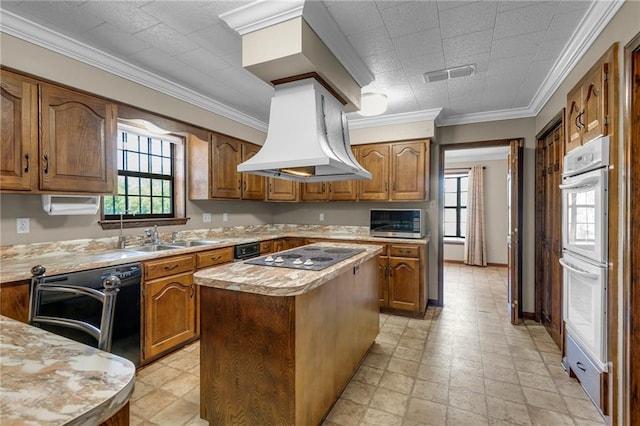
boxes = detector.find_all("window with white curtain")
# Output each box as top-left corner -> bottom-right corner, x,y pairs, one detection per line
444,173 -> 468,238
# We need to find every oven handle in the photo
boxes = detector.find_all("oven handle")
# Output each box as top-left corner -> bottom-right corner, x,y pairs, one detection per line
559,175 -> 599,190
559,258 -> 599,280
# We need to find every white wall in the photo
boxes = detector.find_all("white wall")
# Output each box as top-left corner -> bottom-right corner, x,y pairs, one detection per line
443,158 -> 508,265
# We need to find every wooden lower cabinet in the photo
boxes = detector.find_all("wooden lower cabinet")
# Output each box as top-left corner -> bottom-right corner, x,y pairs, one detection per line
143,271 -> 196,361
378,243 -> 427,316
0,280 -> 30,323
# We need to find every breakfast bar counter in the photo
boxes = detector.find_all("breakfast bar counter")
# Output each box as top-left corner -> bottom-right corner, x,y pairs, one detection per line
0,316 -> 135,426
194,242 -> 381,426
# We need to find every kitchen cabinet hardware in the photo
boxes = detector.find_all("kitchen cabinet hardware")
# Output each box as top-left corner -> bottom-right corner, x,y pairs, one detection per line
43,155 -> 48,174
24,154 -> 29,173
210,255 -> 220,261
576,361 -> 587,372
164,264 -> 179,271
190,284 -> 195,298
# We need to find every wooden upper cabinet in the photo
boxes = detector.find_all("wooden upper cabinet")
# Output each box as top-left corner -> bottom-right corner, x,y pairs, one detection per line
241,142 -> 265,200
211,134 -> 241,199
328,180 -> 356,201
267,177 -> 298,201
301,182 -> 327,201
39,84 -> 116,193
565,46 -> 612,153
0,70 -> 37,191
357,144 -> 389,201
390,140 -> 428,201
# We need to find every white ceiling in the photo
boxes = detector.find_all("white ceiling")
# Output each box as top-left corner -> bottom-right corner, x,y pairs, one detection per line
0,1 -> 622,131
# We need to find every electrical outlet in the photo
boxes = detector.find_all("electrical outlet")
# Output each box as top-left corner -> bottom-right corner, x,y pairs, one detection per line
17,218 -> 30,234
222,213 -> 228,222
319,213 -> 325,221
202,213 -> 212,223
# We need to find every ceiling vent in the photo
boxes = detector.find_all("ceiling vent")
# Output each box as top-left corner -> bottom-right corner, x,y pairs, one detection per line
423,64 -> 476,83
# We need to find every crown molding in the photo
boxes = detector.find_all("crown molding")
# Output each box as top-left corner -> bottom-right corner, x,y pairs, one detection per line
348,108 -> 442,129
0,10 -> 268,132
528,0 -> 624,116
436,107 -> 534,127
220,0 -> 373,88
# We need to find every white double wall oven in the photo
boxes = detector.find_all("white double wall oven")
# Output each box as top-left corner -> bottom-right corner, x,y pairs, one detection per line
559,136 -> 609,372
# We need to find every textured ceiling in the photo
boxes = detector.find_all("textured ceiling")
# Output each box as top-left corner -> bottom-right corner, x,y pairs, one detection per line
0,0 -> 596,127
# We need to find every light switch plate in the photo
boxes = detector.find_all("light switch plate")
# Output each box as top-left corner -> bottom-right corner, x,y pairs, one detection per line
202,213 -> 211,223
222,213 -> 228,222
17,218 -> 30,234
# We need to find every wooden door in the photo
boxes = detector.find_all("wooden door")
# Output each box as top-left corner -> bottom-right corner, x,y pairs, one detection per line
377,256 -> 389,307
39,84 -> 116,193
143,272 -> 196,360
357,144 -> 389,201
507,139 -> 524,324
390,141 -> 427,200
388,257 -> 420,312
0,70 -> 37,191
241,142 -> 265,200
211,134 -> 241,199
267,178 -> 298,201
328,180 -> 356,201
583,63 -> 608,143
566,85 -> 583,153
301,182 -> 327,201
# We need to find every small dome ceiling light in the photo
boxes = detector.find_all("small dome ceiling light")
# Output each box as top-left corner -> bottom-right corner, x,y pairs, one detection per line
423,64 -> 476,83
359,93 -> 388,116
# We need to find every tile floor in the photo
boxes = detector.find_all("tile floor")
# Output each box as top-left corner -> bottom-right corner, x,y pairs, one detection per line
130,264 -> 605,425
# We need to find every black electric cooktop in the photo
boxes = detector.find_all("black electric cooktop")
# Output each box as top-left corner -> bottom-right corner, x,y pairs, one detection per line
244,245 -> 365,271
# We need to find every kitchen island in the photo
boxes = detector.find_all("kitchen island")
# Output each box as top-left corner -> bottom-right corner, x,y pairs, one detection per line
193,243 -> 381,425
0,316 -> 135,425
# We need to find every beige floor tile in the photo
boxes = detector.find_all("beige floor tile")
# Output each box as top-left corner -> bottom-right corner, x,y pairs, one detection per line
446,406 -> 490,426
522,387 -> 568,413
405,397 -> 447,425
403,327 -> 428,340
484,364 -> 520,384
360,408 -> 403,426
387,357 -> 419,377
325,399 -> 366,426
448,387 -> 487,415
137,365 -> 183,388
381,323 -> 405,336
386,316 -> 410,327
376,332 -> 401,345
486,396 -> 532,425
370,341 -> 396,356
378,370 -> 415,394
130,389 -> 178,420
564,396 -> 606,423
421,351 -> 452,368
369,387 -> 409,416
482,353 -> 515,370
362,352 -> 390,370
556,380 -> 589,400
149,399 -> 199,425
166,350 -> 199,372
130,414 -> 144,426
393,346 -> 422,362
512,357 -> 549,375
412,379 -> 449,405
528,406 -> 575,425
182,386 -> 199,405
398,336 -> 427,351
484,378 -> 525,403
162,373 -> 199,397
184,415 -> 208,425
131,381 -> 154,402
449,368 -> 486,392
352,365 -> 384,386
340,380 -> 376,405
518,371 -> 558,391
417,364 -> 450,385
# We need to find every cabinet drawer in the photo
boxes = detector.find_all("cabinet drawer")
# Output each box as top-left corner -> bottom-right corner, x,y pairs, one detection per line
196,247 -> 233,269
259,240 -> 272,254
565,332 -> 607,414
144,255 -> 195,281
390,245 -> 419,258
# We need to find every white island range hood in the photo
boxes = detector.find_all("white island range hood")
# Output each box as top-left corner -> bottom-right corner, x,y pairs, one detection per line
237,78 -> 371,182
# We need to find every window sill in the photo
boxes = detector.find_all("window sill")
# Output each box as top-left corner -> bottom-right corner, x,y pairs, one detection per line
99,217 -> 190,230
444,237 -> 465,245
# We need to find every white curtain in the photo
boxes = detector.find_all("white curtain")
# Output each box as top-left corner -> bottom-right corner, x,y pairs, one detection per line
464,166 -> 487,266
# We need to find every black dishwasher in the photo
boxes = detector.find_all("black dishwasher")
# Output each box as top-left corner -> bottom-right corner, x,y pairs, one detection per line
32,263 -> 142,366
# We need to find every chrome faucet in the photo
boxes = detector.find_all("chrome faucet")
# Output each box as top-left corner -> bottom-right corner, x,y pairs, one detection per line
144,225 -> 160,245
118,210 -> 134,249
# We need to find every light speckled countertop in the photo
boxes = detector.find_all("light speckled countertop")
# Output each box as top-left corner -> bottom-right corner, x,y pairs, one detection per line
193,242 -> 382,296
1,225 -> 428,283
0,315 -> 135,425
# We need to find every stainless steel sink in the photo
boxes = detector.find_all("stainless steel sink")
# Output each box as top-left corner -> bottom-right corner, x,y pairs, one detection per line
126,244 -> 182,252
170,240 -> 220,247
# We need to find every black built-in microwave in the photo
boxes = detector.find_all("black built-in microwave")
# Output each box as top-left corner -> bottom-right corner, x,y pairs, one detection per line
369,209 -> 426,239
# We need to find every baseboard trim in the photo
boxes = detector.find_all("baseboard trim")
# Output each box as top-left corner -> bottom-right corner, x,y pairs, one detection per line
522,312 -> 537,321
443,260 -> 507,267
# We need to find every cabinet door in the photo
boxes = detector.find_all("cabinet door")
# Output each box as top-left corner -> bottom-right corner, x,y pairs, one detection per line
211,134 -> 241,199
39,84 -> 116,193
582,63 -> 608,143
301,182 -> 327,201
241,143 -> 265,200
0,280 -> 30,323
284,238 -> 305,249
566,85 -> 583,153
143,272 -> 196,360
328,180 -> 356,201
388,257 -> 420,312
267,177 -> 298,201
272,239 -> 285,252
391,141 -> 426,200
357,144 -> 389,201
0,71 -> 37,191
378,256 -> 389,308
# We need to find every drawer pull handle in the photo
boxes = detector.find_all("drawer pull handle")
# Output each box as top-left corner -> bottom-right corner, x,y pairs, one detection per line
24,154 -> 29,173
190,285 -> 195,298
576,361 -> 587,372
210,255 -> 221,261
43,155 -> 49,174
164,264 -> 179,271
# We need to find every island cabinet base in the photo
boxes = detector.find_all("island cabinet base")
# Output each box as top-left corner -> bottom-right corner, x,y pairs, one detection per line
199,257 -> 379,425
